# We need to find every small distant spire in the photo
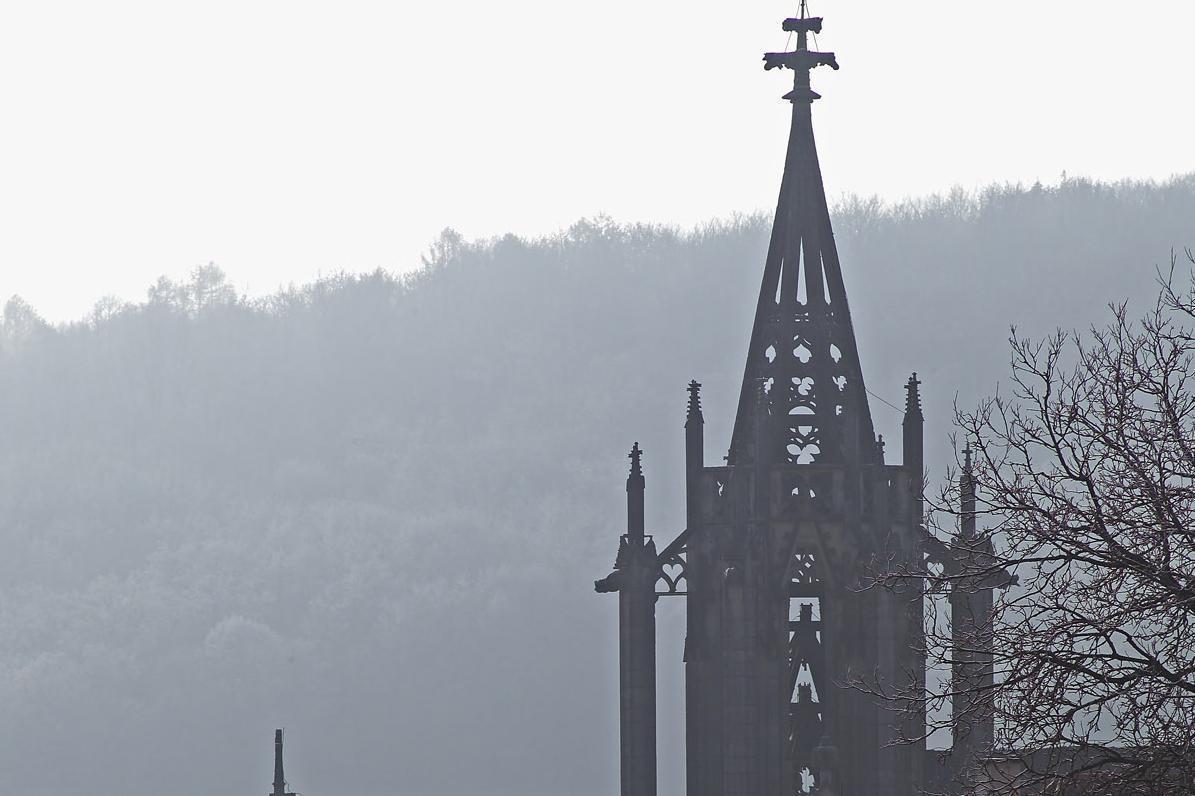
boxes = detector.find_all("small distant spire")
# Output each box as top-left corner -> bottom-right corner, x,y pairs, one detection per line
271,729 -> 296,796
876,434 -> 886,462
960,445 -> 977,540
626,443 -> 646,540
273,730 -> 285,795
904,373 -> 924,419
687,380 -> 703,421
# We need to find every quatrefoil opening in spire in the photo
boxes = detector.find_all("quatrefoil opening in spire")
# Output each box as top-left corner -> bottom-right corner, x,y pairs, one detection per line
730,4 -> 875,467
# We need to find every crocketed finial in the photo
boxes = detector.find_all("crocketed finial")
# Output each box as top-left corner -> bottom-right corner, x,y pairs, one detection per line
905,373 -> 923,417
687,380 -> 703,419
629,442 -> 644,479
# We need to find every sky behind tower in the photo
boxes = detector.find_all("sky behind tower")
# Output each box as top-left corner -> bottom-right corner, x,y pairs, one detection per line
1,0 -> 1192,322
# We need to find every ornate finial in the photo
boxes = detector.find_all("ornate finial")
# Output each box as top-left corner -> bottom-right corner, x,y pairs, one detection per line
629,442 -> 644,478
963,445 -> 974,475
876,434 -> 887,461
764,3 -> 839,103
905,373 -> 923,416
687,380 -> 703,419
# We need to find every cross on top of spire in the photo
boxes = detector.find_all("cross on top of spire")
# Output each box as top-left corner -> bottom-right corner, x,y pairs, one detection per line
729,0 -> 875,466
763,2 -> 840,103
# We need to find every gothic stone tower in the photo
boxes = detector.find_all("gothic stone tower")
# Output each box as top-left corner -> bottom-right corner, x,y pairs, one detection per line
597,8 -> 928,796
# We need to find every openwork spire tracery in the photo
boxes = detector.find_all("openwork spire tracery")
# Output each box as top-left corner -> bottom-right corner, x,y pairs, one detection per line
598,8 -> 937,796
729,7 -> 876,467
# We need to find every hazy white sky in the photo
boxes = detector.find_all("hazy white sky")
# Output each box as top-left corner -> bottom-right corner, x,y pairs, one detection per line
2,0 -> 1192,322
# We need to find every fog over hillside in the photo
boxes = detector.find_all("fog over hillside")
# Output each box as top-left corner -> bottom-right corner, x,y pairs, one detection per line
0,175 -> 1191,796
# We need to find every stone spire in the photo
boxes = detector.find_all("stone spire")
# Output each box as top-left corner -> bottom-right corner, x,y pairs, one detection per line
686,381 -> 704,426
729,4 -> 876,467
960,446 -> 977,539
685,382 -> 705,530
951,446 -> 998,779
904,372 -> 926,520
627,443 -> 645,541
271,730 -> 296,796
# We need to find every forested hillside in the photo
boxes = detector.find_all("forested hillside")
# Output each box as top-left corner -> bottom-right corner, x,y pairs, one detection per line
0,175 -> 1191,796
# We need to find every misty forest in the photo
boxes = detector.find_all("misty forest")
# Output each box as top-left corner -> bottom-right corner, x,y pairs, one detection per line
0,174 -> 1193,796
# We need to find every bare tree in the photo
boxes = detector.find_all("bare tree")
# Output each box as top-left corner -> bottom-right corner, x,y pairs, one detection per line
909,251 -> 1195,795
